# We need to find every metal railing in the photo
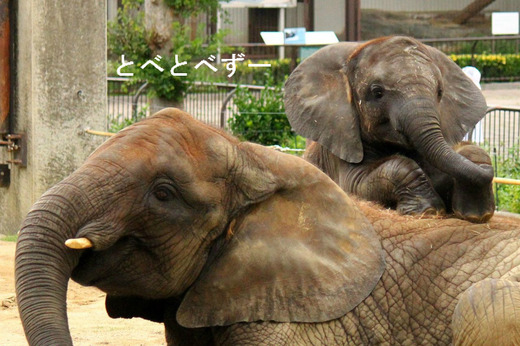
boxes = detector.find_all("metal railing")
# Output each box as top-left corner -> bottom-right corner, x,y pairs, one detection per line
467,107 -> 520,163
107,77 -> 149,126
421,35 -> 520,56
106,79 -> 306,151
108,79 -> 269,130
107,79 -> 520,163
227,35 -> 520,57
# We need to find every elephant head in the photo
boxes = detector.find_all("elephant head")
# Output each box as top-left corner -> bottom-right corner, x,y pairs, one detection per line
285,36 -> 493,187
15,108 -> 384,345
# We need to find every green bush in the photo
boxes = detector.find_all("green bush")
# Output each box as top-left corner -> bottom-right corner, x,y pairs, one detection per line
228,77 -> 297,146
185,58 -> 294,85
0,234 -> 17,242
450,54 -> 520,81
494,155 -> 520,214
107,0 -> 150,63
108,105 -> 148,133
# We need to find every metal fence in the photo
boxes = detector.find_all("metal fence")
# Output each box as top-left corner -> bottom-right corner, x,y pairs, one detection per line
107,79 -> 520,161
421,35 -> 520,56
230,35 -> 520,56
107,78 -> 306,151
107,77 -> 149,128
467,107 -> 520,163
225,35 -> 520,81
108,79 -> 252,129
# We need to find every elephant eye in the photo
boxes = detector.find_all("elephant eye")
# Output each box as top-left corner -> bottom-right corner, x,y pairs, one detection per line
437,87 -> 443,100
154,185 -> 175,202
370,85 -> 384,100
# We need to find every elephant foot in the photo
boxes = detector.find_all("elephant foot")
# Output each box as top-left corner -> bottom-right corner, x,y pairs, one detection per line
453,210 -> 494,224
395,174 -> 446,216
397,197 -> 445,216
452,171 -> 495,223
451,144 -> 495,223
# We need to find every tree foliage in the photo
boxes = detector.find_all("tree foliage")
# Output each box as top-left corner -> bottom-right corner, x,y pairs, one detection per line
107,0 -> 228,101
163,0 -> 224,18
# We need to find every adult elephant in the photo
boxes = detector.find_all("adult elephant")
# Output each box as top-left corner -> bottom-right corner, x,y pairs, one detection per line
15,109 -> 520,345
284,36 -> 494,223
15,108 -> 384,345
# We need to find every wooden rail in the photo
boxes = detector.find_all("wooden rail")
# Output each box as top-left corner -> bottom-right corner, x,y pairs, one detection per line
494,177 -> 520,186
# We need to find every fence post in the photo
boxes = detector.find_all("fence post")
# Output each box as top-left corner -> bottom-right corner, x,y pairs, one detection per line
470,40 -> 478,66
493,147 -> 499,210
220,88 -> 237,129
132,82 -> 149,120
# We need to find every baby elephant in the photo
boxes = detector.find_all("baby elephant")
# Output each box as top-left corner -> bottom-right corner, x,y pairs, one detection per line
285,36 -> 494,222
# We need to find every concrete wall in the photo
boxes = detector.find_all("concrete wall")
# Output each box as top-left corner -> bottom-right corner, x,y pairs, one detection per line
314,0 -> 345,40
0,0 -> 107,234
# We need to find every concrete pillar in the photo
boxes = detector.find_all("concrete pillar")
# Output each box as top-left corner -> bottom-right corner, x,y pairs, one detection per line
0,0 -> 107,234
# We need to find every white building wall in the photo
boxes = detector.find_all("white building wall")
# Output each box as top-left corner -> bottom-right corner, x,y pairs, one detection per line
221,8 -> 249,44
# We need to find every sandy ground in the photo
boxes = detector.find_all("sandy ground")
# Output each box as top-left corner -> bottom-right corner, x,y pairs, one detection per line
0,241 -> 167,345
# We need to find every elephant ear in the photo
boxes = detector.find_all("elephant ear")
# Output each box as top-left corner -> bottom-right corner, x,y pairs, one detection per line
177,143 -> 385,328
285,42 -> 363,163
105,295 -> 166,323
426,45 -> 488,144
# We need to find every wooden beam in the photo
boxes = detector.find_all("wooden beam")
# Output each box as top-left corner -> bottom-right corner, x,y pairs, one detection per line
453,0 -> 496,25
494,177 -> 520,186
303,0 -> 314,31
345,0 -> 361,41
0,0 -> 10,134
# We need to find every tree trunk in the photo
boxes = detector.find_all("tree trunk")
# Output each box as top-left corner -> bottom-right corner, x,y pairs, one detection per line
453,0 -> 496,25
145,0 -> 175,56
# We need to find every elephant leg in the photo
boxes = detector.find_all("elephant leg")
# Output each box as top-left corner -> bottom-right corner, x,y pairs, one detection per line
452,278 -> 520,346
451,143 -> 495,223
340,155 -> 445,215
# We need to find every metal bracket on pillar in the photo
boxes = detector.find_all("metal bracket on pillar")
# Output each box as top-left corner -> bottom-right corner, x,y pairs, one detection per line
0,133 -> 27,187
0,164 -> 9,187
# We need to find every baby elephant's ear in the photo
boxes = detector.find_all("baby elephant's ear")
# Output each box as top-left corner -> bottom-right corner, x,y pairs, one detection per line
425,45 -> 488,144
285,42 -> 363,163
177,143 -> 385,328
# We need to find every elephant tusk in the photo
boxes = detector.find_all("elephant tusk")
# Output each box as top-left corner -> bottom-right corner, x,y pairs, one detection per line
65,237 -> 93,249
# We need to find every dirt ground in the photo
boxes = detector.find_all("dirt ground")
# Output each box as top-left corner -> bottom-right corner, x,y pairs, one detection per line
482,83 -> 520,108
0,241 -> 167,345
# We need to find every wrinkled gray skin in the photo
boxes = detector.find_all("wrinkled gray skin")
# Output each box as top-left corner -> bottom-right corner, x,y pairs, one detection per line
15,109 -> 520,345
15,109 -> 384,345
285,36 -> 494,223
214,205 -> 520,345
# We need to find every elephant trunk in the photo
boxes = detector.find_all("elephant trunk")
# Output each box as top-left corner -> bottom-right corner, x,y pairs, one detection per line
15,181 -> 89,345
400,99 -> 493,186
